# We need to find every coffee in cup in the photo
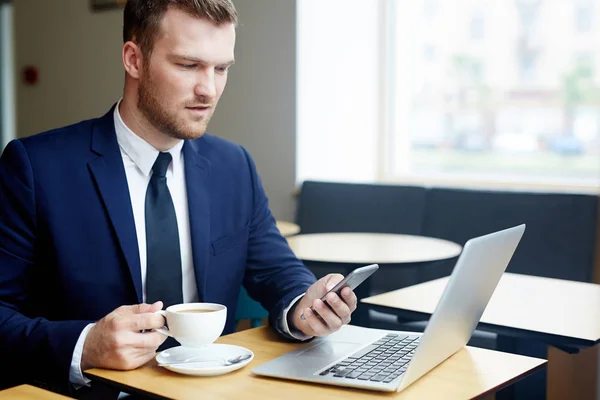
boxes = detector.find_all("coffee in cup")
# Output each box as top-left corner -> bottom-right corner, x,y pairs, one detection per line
176,308 -> 218,313
155,302 -> 227,348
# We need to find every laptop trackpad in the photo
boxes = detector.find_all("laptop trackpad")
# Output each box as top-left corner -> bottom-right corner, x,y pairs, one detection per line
298,341 -> 360,359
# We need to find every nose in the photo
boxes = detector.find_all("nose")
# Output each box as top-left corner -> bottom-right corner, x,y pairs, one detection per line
194,68 -> 217,100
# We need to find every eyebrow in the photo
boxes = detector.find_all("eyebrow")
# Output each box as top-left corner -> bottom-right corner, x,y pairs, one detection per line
173,55 -> 235,66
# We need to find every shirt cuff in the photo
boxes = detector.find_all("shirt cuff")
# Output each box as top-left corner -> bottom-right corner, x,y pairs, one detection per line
280,293 -> 313,341
69,322 -> 95,388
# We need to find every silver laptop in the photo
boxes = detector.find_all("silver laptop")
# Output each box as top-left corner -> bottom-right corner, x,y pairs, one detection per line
252,224 -> 525,392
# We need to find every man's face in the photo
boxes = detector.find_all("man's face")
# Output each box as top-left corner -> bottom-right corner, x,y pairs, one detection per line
137,8 -> 235,140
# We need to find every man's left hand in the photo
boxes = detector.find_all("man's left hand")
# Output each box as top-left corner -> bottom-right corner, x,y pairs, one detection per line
290,274 -> 358,337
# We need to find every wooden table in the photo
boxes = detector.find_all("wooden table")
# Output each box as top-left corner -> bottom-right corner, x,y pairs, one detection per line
362,273 -> 600,348
0,384 -> 70,399
287,233 -> 462,324
276,220 -> 301,237
362,273 -> 600,399
85,326 -> 546,400
287,233 -> 462,265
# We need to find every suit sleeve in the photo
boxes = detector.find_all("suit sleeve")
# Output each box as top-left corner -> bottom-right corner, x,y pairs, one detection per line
0,140 -> 90,393
238,146 -> 317,335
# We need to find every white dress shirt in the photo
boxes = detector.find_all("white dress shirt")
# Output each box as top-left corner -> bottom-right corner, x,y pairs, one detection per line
69,101 -> 308,387
114,102 -> 197,304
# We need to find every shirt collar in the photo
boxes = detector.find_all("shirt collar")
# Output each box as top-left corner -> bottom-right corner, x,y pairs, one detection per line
113,99 -> 184,176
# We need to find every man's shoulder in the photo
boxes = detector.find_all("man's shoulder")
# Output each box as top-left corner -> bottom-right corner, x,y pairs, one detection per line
195,133 -> 241,151
19,116 -> 100,150
189,134 -> 259,176
193,133 -> 248,161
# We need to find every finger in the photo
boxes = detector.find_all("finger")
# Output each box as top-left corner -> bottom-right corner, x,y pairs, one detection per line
133,331 -> 167,350
324,273 -> 344,291
120,346 -> 159,370
137,351 -> 159,366
341,287 -> 358,312
325,292 -> 352,325
129,312 -> 166,332
123,350 -> 159,370
110,330 -> 137,350
119,303 -> 149,315
312,299 -> 342,332
133,301 -> 164,314
303,308 -> 329,336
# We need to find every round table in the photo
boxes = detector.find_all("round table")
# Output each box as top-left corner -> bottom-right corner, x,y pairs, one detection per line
276,220 -> 301,237
286,232 -> 462,325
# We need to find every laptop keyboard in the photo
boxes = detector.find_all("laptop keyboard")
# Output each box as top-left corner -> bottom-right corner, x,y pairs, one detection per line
318,333 -> 420,384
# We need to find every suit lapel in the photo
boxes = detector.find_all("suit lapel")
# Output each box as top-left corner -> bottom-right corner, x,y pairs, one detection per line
88,108 -> 143,303
182,140 -> 211,302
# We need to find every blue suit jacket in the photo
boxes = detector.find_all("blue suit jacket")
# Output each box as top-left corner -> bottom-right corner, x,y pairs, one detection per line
0,107 -> 315,392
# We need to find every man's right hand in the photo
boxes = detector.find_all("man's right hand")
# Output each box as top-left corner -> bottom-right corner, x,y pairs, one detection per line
81,301 -> 167,371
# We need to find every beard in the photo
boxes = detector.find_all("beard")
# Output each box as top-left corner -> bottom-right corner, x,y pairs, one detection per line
137,72 -> 214,141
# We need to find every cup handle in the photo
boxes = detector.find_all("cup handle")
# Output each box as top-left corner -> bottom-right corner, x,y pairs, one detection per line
154,310 -> 172,337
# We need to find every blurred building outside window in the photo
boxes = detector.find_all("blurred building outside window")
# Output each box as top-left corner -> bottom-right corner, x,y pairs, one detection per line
298,0 -> 600,190
390,0 -> 600,188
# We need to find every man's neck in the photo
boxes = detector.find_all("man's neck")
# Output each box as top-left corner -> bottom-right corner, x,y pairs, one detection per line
118,99 -> 181,152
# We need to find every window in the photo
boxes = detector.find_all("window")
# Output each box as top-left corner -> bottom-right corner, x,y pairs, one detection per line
423,0 -> 437,19
518,49 -> 538,83
469,10 -> 485,40
575,0 -> 594,33
0,1 -> 15,151
297,0 -> 380,184
297,0 -> 600,190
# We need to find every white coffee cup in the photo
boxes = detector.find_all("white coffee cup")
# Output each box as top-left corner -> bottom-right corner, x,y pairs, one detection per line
155,302 -> 227,348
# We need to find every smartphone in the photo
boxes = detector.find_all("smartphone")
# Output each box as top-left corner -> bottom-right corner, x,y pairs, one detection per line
320,263 -> 379,301
302,264 -> 379,319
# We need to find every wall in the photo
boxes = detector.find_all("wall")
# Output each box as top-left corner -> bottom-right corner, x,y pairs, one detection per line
14,0 -> 124,137
13,0 -> 298,221
208,0 -> 298,221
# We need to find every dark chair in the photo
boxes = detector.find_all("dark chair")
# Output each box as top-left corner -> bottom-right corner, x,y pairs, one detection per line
422,187 -> 598,282
420,186 -> 598,399
296,180 -> 427,235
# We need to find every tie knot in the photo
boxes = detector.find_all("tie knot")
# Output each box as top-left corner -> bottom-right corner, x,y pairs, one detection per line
152,152 -> 172,178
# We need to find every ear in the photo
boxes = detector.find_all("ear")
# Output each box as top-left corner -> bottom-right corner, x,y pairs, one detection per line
122,40 -> 144,79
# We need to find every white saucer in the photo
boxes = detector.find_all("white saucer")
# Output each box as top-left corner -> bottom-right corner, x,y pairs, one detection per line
156,344 -> 254,376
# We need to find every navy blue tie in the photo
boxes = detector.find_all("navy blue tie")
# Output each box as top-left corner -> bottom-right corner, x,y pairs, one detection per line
145,152 -> 183,309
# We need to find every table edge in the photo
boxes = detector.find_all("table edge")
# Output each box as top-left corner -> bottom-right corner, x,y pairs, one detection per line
363,303 -> 600,348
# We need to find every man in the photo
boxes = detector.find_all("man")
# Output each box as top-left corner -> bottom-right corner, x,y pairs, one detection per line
0,0 -> 357,395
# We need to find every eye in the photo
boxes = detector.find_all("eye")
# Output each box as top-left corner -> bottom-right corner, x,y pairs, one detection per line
177,63 -> 197,70
216,66 -> 230,73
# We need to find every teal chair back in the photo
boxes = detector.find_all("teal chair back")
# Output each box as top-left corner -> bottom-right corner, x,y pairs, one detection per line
236,287 -> 268,328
